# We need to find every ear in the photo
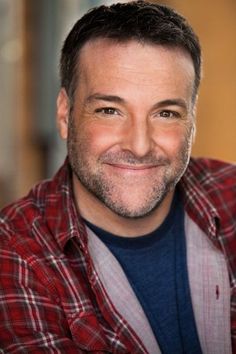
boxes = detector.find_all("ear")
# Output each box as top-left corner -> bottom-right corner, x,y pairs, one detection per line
56,88 -> 70,140
191,99 -> 198,144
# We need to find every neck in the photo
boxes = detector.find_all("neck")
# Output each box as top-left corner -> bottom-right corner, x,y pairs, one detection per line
72,174 -> 175,237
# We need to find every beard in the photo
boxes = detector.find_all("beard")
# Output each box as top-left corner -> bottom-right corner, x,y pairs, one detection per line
67,116 -> 193,219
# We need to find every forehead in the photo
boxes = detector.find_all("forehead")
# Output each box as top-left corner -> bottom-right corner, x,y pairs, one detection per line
77,38 -> 195,99
79,38 -> 194,73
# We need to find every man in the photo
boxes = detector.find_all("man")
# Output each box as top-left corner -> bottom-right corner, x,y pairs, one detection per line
0,1 -> 235,353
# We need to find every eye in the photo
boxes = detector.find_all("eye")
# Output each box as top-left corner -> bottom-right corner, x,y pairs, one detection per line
95,107 -> 120,115
159,110 -> 181,119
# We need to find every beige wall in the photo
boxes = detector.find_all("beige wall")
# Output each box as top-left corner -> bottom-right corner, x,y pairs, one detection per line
168,0 -> 236,162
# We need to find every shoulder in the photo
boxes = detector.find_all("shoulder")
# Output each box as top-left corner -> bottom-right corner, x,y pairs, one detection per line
0,161 -> 70,241
0,159 -> 75,259
183,157 -> 236,225
0,180 -> 55,262
187,157 -> 236,188
0,179 -> 51,275
0,179 -> 51,235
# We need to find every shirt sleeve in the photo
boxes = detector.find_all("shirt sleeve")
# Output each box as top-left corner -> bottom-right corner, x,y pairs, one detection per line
0,245 -> 88,353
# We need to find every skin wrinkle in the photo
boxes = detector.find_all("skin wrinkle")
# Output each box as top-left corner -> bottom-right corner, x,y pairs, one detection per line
57,39 -> 196,236
73,41 -> 197,105
68,115 -> 193,219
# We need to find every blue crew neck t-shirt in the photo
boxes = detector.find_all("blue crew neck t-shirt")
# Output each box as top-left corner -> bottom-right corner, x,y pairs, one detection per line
85,191 -> 202,353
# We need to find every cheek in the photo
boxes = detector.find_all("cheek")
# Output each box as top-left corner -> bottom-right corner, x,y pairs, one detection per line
79,123 -> 121,154
153,125 -> 192,156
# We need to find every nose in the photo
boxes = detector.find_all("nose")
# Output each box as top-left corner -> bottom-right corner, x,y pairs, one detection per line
121,117 -> 154,157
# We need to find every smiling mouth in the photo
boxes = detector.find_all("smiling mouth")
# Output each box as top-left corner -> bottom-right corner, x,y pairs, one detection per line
106,163 -> 160,171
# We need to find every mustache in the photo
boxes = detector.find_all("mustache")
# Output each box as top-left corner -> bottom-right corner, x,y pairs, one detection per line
99,151 -> 169,165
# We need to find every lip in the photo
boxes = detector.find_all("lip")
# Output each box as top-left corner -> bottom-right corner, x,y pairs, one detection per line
105,163 -> 160,174
109,163 -> 157,170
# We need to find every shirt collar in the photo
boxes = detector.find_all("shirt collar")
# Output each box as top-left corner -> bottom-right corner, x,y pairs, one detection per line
45,158 -> 88,252
180,158 -> 221,245
46,157 -> 221,251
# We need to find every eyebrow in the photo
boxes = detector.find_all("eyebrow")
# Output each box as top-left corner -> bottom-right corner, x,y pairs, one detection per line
152,98 -> 188,111
85,93 -> 126,105
85,93 -> 188,111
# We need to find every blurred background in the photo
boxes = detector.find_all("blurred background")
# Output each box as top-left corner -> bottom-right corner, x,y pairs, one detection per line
0,0 -> 236,208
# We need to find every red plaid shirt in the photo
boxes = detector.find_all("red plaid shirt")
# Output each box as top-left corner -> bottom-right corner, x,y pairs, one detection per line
0,157 -> 236,353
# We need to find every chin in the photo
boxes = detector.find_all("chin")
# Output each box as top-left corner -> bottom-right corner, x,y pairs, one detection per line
104,196 -> 166,220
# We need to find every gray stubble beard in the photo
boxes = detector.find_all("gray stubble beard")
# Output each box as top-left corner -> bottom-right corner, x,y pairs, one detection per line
67,116 -> 193,219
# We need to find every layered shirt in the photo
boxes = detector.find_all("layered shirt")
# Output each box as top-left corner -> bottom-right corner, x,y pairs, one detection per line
0,157 -> 236,353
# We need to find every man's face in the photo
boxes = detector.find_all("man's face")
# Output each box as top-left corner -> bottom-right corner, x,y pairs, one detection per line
58,39 -> 196,219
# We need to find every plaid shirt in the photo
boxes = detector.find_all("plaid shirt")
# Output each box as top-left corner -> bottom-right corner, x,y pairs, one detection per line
0,157 -> 236,353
